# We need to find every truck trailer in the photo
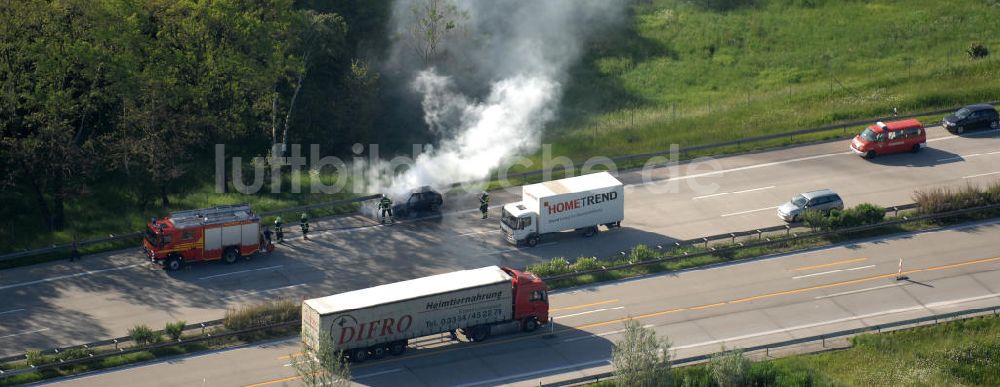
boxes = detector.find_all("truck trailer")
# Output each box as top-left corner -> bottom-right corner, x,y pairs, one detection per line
301,266 -> 549,362
501,172 -> 624,247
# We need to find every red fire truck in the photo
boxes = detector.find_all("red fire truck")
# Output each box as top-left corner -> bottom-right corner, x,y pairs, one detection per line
144,204 -> 265,271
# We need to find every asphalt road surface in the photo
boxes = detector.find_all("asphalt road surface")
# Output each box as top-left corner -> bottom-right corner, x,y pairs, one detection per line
48,218 -> 1000,386
1,125 -> 999,358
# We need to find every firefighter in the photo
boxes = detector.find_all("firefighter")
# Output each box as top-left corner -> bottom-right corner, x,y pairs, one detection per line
300,212 -> 310,240
379,194 -> 393,223
262,226 -> 273,252
479,191 -> 490,219
274,216 -> 284,243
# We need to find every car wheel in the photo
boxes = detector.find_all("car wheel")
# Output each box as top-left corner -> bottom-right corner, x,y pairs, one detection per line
523,318 -> 539,332
956,126 -> 964,134
166,256 -> 183,271
992,120 -> 999,129
526,235 -> 540,247
864,151 -> 876,159
911,144 -> 921,153
389,340 -> 407,356
352,348 -> 369,363
223,247 -> 239,264
468,326 -> 489,342
369,345 -> 386,360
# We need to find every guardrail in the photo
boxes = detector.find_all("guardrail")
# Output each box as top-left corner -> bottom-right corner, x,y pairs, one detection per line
541,201 -> 1000,282
0,319 -> 297,379
544,305 -> 1000,387
5,102 -> 996,264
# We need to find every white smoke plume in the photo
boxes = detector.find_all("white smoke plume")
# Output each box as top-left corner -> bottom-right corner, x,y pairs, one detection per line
367,0 -> 625,198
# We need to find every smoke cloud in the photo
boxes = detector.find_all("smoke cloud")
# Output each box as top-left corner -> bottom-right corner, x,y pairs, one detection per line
369,0 -> 626,198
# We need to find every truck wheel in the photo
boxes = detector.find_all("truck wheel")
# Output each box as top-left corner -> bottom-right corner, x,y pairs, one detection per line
223,248 -> 239,264
352,348 -> 369,363
369,345 -> 386,360
389,340 -> 407,356
526,235 -> 540,247
583,226 -> 598,237
523,318 -> 539,332
165,256 -> 183,271
469,326 -> 489,342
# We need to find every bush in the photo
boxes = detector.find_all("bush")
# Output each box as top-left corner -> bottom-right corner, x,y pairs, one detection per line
128,324 -> 160,346
165,321 -> 186,341
224,299 -> 300,331
58,346 -> 94,362
628,244 -> 659,262
967,42 -> 990,59
572,256 -> 602,271
803,203 -> 885,230
25,349 -> 47,366
526,257 -> 571,277
914,184 -> 996,215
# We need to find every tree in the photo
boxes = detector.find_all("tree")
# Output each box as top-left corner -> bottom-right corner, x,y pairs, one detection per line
292,332 -> 351,387
273,11 -> 347,155
612,319 -> 672,386
709,347 -> 751,387
405,0 -> 468,65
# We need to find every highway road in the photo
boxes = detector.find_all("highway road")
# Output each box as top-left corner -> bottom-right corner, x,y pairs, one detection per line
2,125 -> 999,358
48,217 -> 1000,386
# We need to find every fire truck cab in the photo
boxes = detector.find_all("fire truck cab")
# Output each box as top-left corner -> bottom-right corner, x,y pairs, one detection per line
144,204 -> 262,271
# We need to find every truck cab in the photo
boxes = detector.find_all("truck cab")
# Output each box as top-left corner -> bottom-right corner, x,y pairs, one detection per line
501,203 -> 536,246
502,267 -> 549,331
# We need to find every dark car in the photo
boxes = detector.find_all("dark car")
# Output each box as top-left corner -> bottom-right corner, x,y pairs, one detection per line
393,186 -> 444,217
942,104 -> 999,134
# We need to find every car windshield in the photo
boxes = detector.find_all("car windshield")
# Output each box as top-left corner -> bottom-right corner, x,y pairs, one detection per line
954,108 -> 971,119
791,195 -> 808,207
501,208 -> 521,230
859,127 -> 878,142
144,228 -> 160,248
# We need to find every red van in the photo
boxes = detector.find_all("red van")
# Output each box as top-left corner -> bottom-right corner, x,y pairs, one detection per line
850,119 -> 926,159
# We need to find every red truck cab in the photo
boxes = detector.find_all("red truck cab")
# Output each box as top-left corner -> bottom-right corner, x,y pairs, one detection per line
850,119 -> 926,159
503,267 -> 550,331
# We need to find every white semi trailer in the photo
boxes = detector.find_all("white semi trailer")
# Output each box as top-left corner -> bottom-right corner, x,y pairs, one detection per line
301,266 -> 550,362
501,172 -> 624,247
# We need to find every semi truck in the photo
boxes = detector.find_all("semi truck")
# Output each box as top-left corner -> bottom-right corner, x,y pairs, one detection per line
144,204 -> 264,271
501,172 -> 624,247
301,266 -> 549,362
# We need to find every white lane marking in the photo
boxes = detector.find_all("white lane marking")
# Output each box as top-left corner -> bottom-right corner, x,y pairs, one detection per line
792,269 -> 842,279
0,328 -> 50,340
721,206 -> 778,217
221,284 -> 306,300
554,306 -> 625,319
732,186 -> 776,194
692,192 -> 729,200
355,368 -> 404,380
815,283 -> 905,299
198,265 -> 283,280
963,171 -> 1000,179
674,292 -> 1000,350
793,265 -> 876,279
561,324 -> 655,343
0,264 -> 142,291
0,309 -> 25,315
452,359 -> 611,387
456,229 -> 501,237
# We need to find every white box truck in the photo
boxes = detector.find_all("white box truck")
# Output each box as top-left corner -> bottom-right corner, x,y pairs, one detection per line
301,266 -> 549,362
501,172 -> 624,247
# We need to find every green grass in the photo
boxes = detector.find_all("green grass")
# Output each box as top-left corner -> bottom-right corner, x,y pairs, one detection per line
531,0 -> 1000,166
665,314 -> 1000,386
